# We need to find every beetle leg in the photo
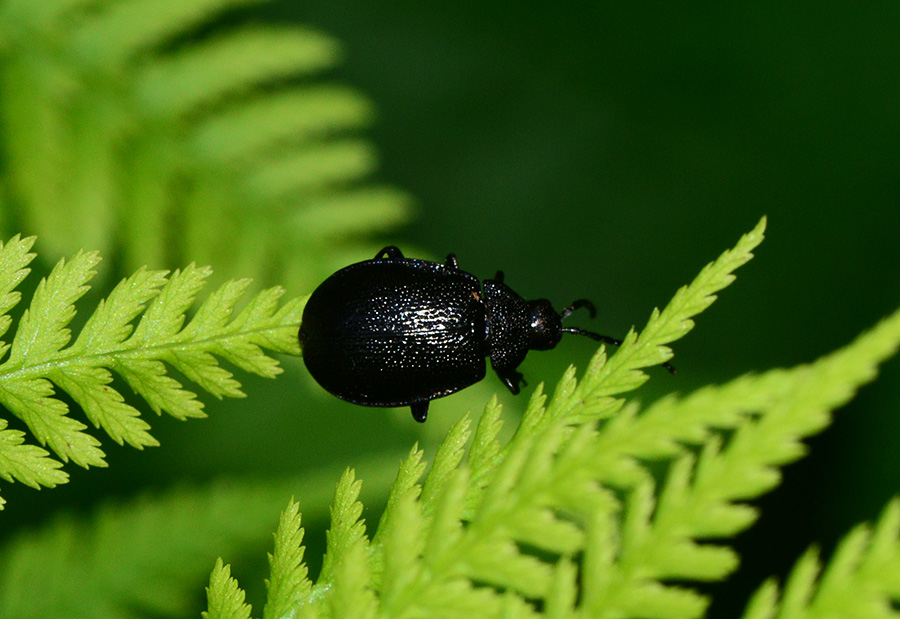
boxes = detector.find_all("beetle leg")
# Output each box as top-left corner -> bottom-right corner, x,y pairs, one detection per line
497,370 -> 525,395
445,254 -> 459,270
410,400 -> 429,423
375,246 -> 404,260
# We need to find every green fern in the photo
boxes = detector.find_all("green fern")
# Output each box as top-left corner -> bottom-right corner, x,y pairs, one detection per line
0,463 -> 390,619
0,234 -> 302,509
0,0 -> 410,289
0,454 -> 405,619
742,499 -> 900,619
205,560 -> 254,619
205,218 -> 900,617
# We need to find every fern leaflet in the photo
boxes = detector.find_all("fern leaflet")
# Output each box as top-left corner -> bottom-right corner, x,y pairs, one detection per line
742,499 -> 900,619
205,560 -> 254,619
0,235 -> 302,508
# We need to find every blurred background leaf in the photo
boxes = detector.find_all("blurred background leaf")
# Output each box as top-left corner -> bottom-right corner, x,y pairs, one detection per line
1,1 -> 898,618
0,0 -> 412,292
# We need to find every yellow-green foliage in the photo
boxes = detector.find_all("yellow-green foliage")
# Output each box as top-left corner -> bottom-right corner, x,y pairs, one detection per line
0,0 -> 410,290
1,3 -> 897,617
202,219 -> 900,618
0,235 -> 304,508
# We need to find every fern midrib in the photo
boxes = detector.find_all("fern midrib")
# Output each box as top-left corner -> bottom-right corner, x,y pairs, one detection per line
0,321 -> 296,383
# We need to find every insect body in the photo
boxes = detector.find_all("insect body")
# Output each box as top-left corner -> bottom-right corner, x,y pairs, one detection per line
299,247 -> 669,422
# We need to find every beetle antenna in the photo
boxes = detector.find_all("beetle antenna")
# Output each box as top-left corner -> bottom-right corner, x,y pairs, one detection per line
560,326 -> 677,374
561,327 -> 621,346
560,299 -> 596,320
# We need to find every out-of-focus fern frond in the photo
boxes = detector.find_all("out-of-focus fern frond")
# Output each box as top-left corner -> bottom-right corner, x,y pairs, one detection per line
0,461 -> 405,619
0,235 -> 303,508
0,0 -> 410,288
0,480 -> 289,619
205,219 -> 900,618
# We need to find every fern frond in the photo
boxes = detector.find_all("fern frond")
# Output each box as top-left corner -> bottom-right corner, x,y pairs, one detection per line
544,215 -> 767,428
576,306 -> 900,617
478,218 -> 765,493
69,0 -> 267,64
204,559 -> 254,619
589,297 -> 900,495
262,499 -> 311,619
134,26 -> 341,117
318,468 -> 369,587
0,0 -> 410,286
0,236 -> 302,507
0,476 -> 325,619
0,419 -> 68,500
328,536 -> 378,619
0,450 -> 405,619
741,498 -> 900,618
210,220 -> 900,618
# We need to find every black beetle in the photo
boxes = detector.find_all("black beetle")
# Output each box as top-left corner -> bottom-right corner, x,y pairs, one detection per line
299,246 -> 673,422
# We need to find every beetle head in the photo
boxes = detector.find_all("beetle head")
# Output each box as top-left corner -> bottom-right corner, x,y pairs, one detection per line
526,300 -> 564,350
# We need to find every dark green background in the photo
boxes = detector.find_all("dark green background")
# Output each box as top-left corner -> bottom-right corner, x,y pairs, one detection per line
277,2 -> 900,614
4,2 -> 900,616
